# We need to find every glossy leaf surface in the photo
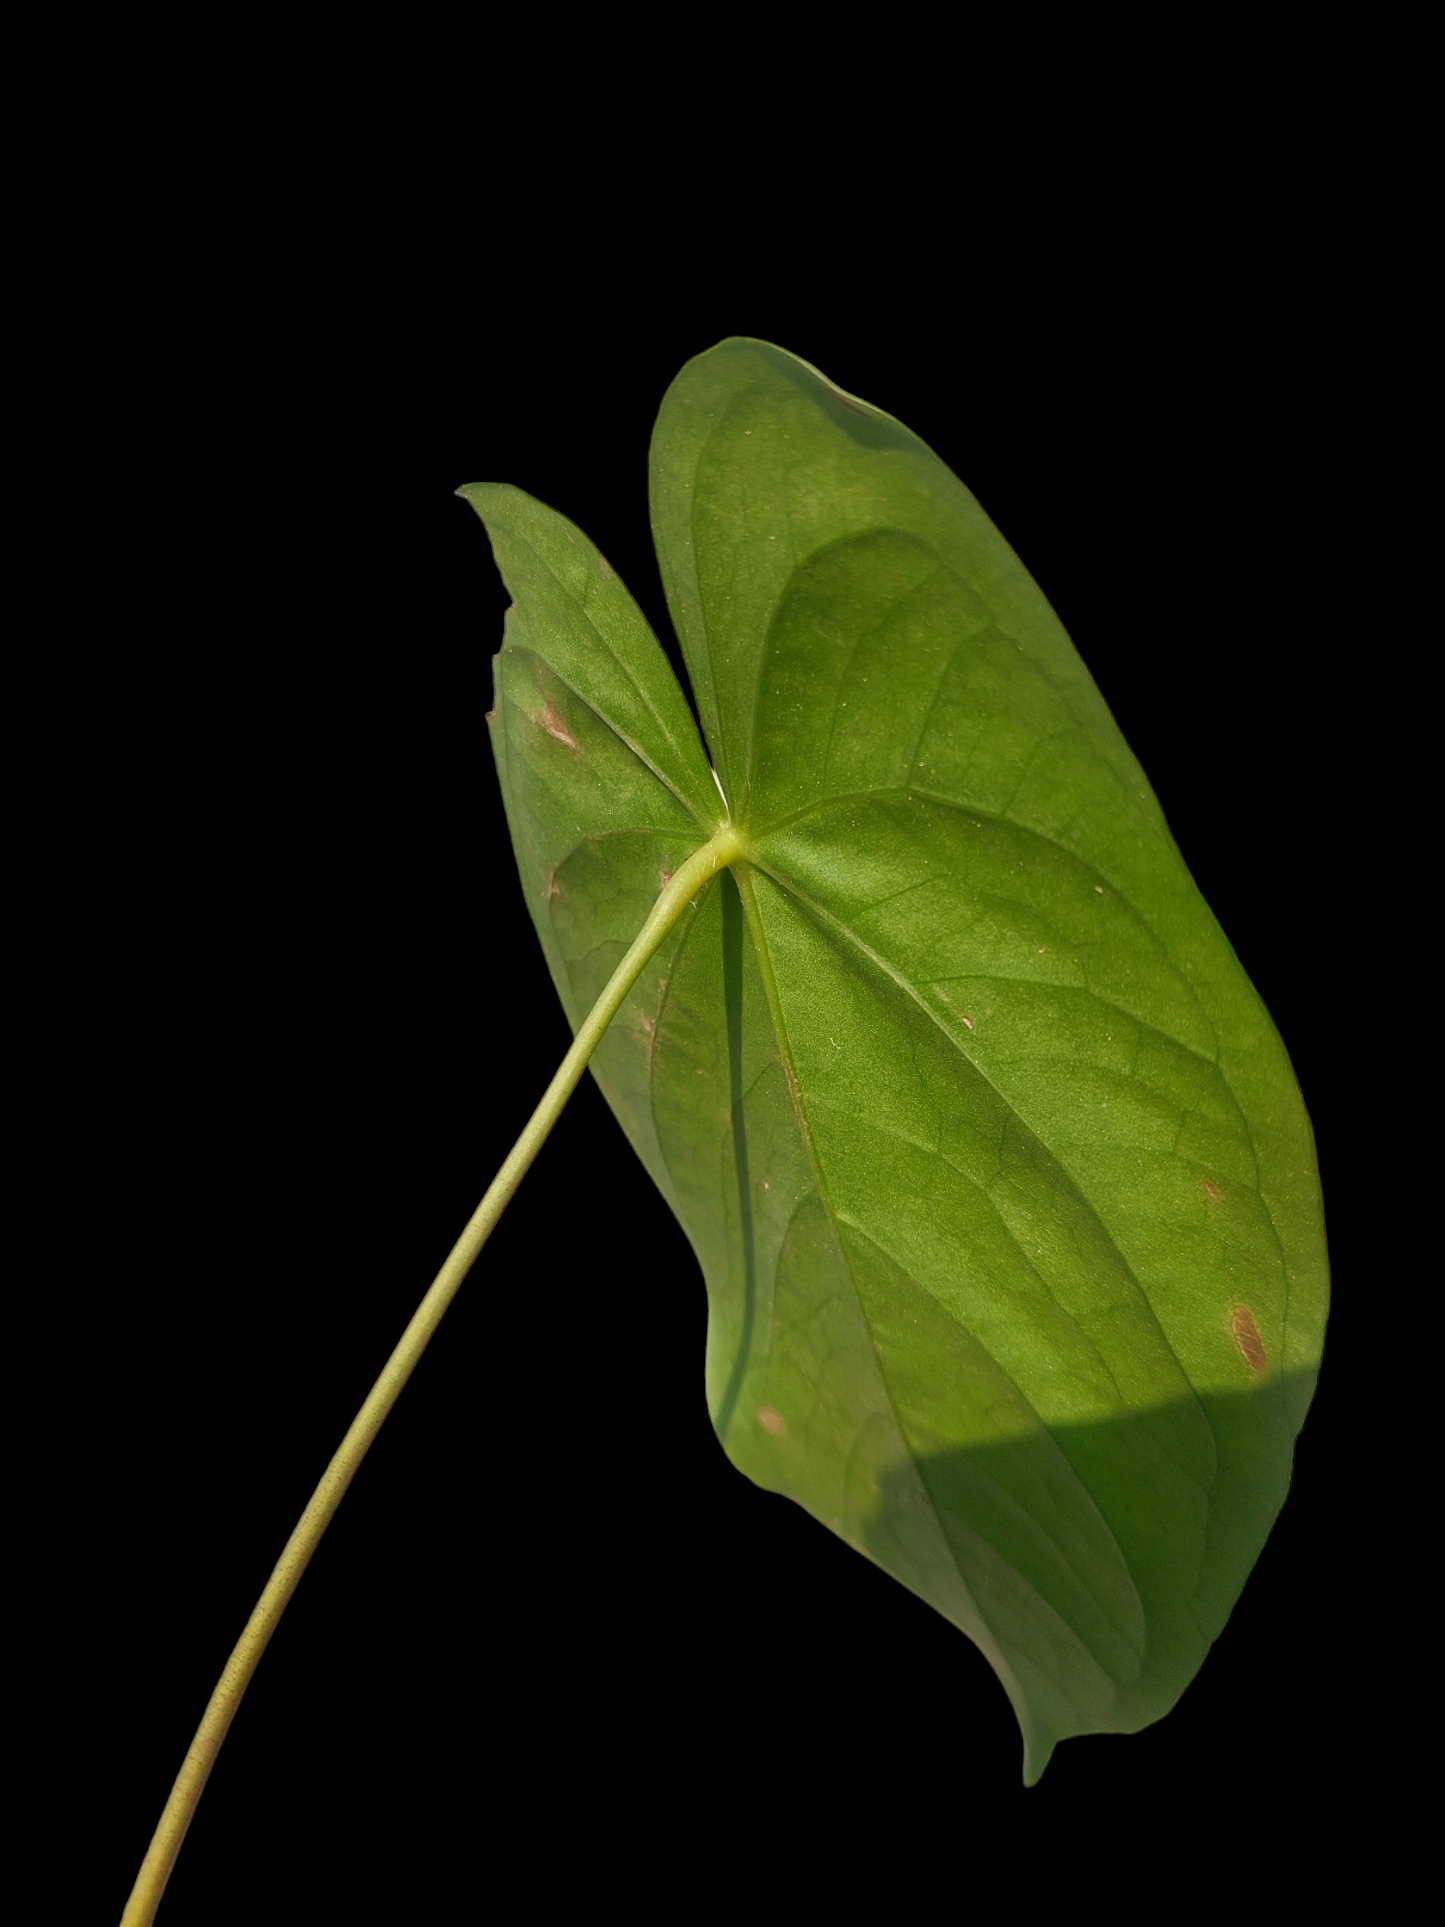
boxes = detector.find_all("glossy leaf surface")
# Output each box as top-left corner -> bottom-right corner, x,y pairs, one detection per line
462,340 -> 1326,1779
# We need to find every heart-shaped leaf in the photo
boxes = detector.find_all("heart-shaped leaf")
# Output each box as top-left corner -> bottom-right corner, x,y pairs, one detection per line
462,338 -> 1326,1780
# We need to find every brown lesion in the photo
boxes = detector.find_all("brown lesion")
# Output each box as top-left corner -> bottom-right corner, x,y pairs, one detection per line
1201,1177 -> 1222,1201
1231,1305 -> 1268,1372
539,701 -> 580,749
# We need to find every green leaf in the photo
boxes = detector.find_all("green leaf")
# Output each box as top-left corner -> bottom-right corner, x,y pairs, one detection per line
461,339 -> 1327,1781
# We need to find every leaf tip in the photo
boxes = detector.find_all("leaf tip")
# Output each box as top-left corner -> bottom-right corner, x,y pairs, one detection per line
1021,1735 -> 1055,1787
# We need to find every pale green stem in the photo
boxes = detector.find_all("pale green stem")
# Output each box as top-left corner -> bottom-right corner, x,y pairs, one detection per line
122,825 -> 745,1927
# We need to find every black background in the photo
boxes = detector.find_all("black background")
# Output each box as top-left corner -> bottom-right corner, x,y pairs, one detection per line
84,229 -> 1372,1920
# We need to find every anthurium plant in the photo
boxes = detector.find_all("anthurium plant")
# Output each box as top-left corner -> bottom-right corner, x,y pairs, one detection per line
123,339 -> 1327,1923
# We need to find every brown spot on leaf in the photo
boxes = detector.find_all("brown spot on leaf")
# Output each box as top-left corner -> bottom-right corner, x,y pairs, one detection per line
658,868 -> 674,889
1202,1178 -> 1221,1201
546,874 -> 561,901
757,1407 -> 786,1435
1231,1305 -> 1268,1371
540,702 -> 579,749
960,1014 -> 975,1031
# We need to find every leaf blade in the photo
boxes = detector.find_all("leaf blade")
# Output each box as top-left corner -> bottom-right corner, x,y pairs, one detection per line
472,341 -> 1327,1779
